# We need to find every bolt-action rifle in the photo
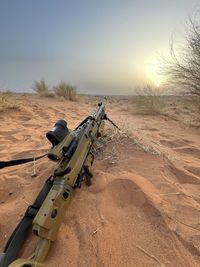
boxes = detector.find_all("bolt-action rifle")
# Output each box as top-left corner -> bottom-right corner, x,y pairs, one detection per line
0,97 -> 119,267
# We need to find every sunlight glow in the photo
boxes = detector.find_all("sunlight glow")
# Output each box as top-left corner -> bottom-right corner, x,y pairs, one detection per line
144,58 -> 164,87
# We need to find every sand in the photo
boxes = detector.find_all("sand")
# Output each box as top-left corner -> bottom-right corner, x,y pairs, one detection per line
0,94 -> 200,266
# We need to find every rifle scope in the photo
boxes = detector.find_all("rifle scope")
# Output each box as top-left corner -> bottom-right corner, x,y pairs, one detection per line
46,120 -> 68,146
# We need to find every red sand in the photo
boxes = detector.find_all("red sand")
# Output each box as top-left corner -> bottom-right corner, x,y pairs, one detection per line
0,95 -> 200,266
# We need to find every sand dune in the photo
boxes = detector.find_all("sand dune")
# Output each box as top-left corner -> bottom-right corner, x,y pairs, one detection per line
0,95 -> 200,266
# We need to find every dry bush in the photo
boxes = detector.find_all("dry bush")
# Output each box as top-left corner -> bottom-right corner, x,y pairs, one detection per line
0,94 -> 21,112
33,79 -> 54,97
41,91 -> 55,97
94,125 -> 127,164
95,124 -> 161,165
162,15 -> 200,97
132,84 -> 165,115
53,82 -> 77,101
1,90 -> 13,95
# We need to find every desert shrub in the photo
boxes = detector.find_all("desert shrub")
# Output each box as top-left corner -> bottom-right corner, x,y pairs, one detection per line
33,79 -> 54,97
53,82 -> 77,100
132,84 -> 165,114
0,94 -> 20,112
162,15 -> 200,97
1,90 -> 13,95
40,91 -> 55,97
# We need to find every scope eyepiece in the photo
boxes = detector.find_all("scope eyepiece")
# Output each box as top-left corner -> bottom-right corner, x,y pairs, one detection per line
46,120 -> 68,146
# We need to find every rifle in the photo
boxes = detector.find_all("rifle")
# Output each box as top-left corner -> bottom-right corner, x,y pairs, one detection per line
0,97 -> 119,267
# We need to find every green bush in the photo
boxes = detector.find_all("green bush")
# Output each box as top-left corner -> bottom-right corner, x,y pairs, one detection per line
53,82 -> 77,100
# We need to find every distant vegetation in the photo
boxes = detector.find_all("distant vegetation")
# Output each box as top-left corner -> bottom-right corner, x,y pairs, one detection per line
33,79 -> 77,100
132,84 -> 165,115
32,79 -> 54,97
53,82 -> 77,101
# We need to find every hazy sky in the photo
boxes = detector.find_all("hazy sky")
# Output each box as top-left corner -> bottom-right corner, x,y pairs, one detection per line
0,0 -> 199,94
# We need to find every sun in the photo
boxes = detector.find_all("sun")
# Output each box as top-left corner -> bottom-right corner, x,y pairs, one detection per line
145,60 -> 163,87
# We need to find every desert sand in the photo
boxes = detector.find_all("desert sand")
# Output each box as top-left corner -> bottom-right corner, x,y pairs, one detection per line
0,94 -> 200,267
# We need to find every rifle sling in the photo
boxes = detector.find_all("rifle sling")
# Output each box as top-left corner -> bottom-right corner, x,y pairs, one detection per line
0,153 -> 47,169
0,176 -> 54,267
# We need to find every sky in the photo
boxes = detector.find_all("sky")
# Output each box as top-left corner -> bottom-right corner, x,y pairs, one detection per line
0,0 -> 199,95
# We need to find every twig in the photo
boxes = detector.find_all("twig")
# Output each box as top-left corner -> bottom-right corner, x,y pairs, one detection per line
89,239 -> 98,256
135,245 -> 166,267
92,227 -> 101,236
158,192 -> 181,196
171,216 -> 200,232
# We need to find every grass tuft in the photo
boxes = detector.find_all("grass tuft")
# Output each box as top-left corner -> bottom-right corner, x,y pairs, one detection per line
33,79 -> 54,97
53,82 -> 77,101
0,94 -> 21,112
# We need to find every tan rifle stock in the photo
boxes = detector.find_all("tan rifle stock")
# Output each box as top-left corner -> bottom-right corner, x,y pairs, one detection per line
1,97 -> 108,267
